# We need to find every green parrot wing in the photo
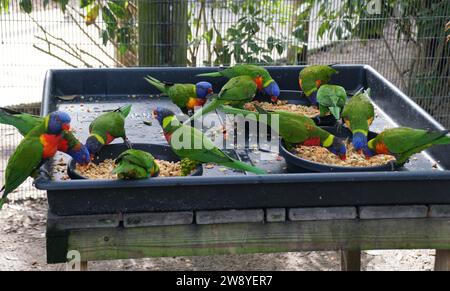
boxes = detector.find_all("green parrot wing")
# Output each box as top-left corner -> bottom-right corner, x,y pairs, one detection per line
218,75 -> 257,102
91,112 -> 126,139
299,65 -> 338,96
167,84 -> 196,108
316,85 -> 347,119
170,124 -> 232,164
381,128 -> 448,154
0,107 -> 43,136
342,91 -> 375,133
3,136 -> 43,195
116,149 -> 155,170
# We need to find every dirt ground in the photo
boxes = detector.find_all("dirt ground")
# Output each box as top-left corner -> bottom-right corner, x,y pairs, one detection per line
0,198 -> 436,271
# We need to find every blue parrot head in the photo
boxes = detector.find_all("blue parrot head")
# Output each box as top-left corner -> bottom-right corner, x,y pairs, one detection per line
195,82 -> 213,99
68,144 -> 91,165
47,111 -> 71,134
326,137 -> 347,160
152,107 -> 175,126
85,135 -> 104,157
352,132 -> 368,151
263,81 -> 280,103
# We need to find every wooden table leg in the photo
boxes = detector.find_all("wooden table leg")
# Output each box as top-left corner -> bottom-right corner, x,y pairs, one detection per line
80,261 -> 88,271
435,250 -> 450,271
340,250 -> 361,271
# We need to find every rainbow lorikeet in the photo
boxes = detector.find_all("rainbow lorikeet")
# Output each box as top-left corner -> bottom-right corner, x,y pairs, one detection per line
316,84 -> 347,120
113,149 -> 159,180
342,89 -> 375,153
185,75 -> 257,124
86,104 -> 132,158
0,107 -> 90,165
299,65 -> 338,102
220,105 -> 347,160
153,107 -> 266,175
0,111 -> 71,209
366,127 -> 450,165
144,76 -> 213,114
197,64 -> 280,102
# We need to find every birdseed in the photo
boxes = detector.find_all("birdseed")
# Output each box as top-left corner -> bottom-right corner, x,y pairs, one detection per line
294,142 -> 396,167
244,100 -> 320,118
75,159 -> 185,179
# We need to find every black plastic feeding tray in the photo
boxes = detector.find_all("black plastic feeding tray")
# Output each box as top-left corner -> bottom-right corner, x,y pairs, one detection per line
67,143 -> 203,180
280,126 -> 397,173
35,65 -> 450,216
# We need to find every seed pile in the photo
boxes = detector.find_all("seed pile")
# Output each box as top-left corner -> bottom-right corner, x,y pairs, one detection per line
294,142 -> 396,167
76,159 -> 117,179
75,159 -> 185,179
244,100 -> 320,118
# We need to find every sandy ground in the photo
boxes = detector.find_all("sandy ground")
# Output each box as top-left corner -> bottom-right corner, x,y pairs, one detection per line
0,198 -> 436,271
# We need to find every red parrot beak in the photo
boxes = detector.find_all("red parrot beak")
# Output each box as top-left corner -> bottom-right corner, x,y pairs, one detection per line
62,123 -> 70,131
339,154 -> 347,161
207,88 -> 213,94
90,154 -> 95,161
271,96 -> 278,103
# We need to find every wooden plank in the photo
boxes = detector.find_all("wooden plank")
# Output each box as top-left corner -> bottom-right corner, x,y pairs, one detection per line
289,207 -> 357,221
359,205 -> 428,219
47,211 -> 120,231
266,209 -> 286,222
435,250 -> 450,271
196,209 -> 264,224
340,250 -> 361,271
124,212 -> 193,228
56,218 -> 450,263
430,205 -> 450,218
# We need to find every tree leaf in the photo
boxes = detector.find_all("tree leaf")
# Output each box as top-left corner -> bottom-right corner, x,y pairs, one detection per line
85,4 -> 100,26
107,1 -> 127,19
58,0 -> 69,12
80,0 -> 94,8
19,0 -> 32,13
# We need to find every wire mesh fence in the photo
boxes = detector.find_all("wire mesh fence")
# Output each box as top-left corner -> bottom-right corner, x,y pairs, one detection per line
0,0 -> 449,200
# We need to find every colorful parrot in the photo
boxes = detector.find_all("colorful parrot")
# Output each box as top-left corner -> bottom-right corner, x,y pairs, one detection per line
144,76 -> 213,114
197,64 -> 280,102
366,127 -> 450,165
113,149 -> 159,180
185,75 -> 257,124
342,89 -> 375,153
0,111 -> 71,209
220,105 -> 347,160
86,104 -> 132,158
316,84 -> 347,120
153,107 -> 266,174
0,107 -> 90,165
299,65 -> 338,100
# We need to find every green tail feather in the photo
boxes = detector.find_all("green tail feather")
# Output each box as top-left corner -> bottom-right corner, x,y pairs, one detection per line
185,98 -> 221,124
329,106 -> 341,120
117,104 -> 132,118
254,104 -> 270,115
222,160 -> 266,175
0,107 -> 18,126
0,187 -> 6,210
219,106 -> 260,122
196,72 -> 223,78
144,76 -> 168,94
433,132 -> 450,145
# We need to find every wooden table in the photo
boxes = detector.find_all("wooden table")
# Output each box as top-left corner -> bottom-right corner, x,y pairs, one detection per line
46,205 -> 450,271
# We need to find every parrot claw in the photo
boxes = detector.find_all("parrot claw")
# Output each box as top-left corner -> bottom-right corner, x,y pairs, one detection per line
124,138 -> 133,149
38,168 -> 52,181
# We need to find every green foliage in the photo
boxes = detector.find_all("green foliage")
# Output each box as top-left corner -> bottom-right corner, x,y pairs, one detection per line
19,0 -> 32,13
